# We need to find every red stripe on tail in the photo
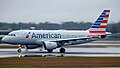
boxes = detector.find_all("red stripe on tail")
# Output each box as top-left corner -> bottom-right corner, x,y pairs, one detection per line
102,20 -> 108,23
104,15 -> 109,18
99,25 -> 106,28
106,10 -> 110,12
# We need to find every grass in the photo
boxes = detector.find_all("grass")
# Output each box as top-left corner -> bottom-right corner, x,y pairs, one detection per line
1,64 -> 120,68
1,65 -> 35,68
0,57 -> 120,68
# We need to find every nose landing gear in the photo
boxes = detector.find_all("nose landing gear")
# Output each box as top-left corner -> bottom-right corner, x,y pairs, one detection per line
17,45 -> 22,53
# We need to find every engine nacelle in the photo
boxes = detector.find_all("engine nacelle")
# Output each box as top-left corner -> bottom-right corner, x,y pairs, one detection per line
26,45 -> 39,49
44,42 -> 58,50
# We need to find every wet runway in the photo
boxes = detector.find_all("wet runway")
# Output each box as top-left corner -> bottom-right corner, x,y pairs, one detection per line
1,40 -> 120,58
1,47 -> 120,58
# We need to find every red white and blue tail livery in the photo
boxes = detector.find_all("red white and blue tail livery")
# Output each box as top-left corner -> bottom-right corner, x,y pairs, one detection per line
89,10 -> 110,34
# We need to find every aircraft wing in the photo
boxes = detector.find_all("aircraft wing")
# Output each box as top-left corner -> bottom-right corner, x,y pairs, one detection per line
36,37 -> 94,46
50,37 -> 90,42
37,37 -> 90,42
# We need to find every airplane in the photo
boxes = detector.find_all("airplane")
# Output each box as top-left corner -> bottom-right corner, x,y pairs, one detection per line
2,10 -> 111,53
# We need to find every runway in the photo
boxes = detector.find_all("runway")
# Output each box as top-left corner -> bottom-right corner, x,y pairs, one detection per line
1,47 -> 120,58
1,40 -> 120,58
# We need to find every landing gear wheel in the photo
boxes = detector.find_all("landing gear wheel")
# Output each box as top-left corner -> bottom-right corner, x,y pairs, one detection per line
17,49 -> 21,53
60,48 -> 65,53
17,45 -> 22,53
47,49 -> 53,53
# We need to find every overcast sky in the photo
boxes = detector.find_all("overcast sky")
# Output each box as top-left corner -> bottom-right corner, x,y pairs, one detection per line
0,0 -> 120,23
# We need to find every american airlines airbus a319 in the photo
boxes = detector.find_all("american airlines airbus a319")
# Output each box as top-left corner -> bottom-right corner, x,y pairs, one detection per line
2,10 -> 111,53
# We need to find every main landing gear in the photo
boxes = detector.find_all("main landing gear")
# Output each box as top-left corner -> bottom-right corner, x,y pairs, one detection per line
59,48 -> 65,53
17,45 -> 22,53
47,49 -> 53,53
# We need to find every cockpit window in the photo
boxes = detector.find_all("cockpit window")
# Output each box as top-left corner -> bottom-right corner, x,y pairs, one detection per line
8,34 -> 16,36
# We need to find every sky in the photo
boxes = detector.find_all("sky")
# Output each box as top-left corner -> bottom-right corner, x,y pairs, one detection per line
0,0 -> 120,23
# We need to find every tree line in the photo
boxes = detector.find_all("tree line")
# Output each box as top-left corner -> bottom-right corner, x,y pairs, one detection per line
0,21 -> 120,33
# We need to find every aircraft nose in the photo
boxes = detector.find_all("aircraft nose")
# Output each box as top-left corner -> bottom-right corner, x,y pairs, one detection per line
1,36 -> 8,43
2,37 -> 5,42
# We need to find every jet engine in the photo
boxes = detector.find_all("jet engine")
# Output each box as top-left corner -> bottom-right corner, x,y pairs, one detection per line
44,42 -> 58,50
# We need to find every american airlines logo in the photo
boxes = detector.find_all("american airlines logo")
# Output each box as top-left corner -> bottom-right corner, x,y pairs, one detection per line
31,32 -> 62,38
26,32 -> 31,38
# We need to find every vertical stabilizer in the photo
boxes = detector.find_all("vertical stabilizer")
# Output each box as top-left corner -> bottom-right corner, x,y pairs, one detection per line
89,10 -> 110,34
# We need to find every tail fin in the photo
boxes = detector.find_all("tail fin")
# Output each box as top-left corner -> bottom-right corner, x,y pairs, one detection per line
89,10 -> 110,34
